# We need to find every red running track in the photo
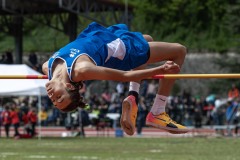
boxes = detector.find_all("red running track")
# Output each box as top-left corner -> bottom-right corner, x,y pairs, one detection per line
0,126 -> 219,138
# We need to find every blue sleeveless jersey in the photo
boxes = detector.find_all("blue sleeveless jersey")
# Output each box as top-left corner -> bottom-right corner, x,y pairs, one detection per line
48,22 -> 149,81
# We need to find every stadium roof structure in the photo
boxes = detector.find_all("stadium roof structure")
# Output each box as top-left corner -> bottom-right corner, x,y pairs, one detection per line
0,0 -> 133,63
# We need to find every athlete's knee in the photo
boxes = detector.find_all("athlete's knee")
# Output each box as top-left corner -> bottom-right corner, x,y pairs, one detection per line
171,43 -> 187,67
174,43 -> 187,58
143,34 -> 153,42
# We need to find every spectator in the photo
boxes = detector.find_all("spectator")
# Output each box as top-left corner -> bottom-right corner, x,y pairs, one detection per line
0,54 -> 6,64
90,104 -> 101,128
47,107 -> 60,126
10,103 -> 20,138
228,83 -> 239,99
136,97 -> 147,136
116,82 -> 125,97
79,109 -> 91,137
204,102 -> 214,125
234,98 -> 240,136
22,110 -> 31,135
28,51 -> 38,67
110,89 -> 119,104
146,80 -> 157,101
101,91 -> 111,105
5,51 -> 14,64
140,80 -> 148,97
212,97 -> 226,135
38,107 -> 48,126
27,108 -> 38,137
65,111 -> 79,131
169,96 -> 183,124
108,100 -> 121,113
1,104 -> 11,138
193,99 -> 203,128
226,98 -> 239,136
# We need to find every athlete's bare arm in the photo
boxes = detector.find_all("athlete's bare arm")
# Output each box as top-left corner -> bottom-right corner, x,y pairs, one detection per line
72,60 -> 180,82
42,61 -> 48,75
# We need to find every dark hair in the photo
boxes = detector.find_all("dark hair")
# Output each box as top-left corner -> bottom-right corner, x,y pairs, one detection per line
60,81 -> 87,112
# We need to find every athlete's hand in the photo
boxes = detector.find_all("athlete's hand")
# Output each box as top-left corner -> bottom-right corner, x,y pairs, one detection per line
162,61 -> 180,74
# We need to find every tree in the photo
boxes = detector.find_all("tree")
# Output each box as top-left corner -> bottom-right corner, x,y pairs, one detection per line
130,0 -> 239,53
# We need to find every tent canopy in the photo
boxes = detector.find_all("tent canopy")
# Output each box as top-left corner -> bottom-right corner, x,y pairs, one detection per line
0,64 -> 48,96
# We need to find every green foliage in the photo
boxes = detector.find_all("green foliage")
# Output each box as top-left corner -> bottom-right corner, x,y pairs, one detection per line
0,0 -> 240,54
130,0 -> 240,53
23,26 -> 68,52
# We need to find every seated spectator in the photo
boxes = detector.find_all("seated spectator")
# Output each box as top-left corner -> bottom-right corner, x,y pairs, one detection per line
47,107 -> 60,126
38,107 -> 48,126
22,111 -> 31,135
204,102 -> 215,125
226,98 -> 239,136
228,84 -> 240,99
1,104 -> 11,138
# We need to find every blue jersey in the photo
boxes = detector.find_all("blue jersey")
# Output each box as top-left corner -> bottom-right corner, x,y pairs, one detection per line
48,22 -> 149,81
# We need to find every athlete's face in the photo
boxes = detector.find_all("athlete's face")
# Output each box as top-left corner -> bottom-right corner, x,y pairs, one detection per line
45,80 -> 73,111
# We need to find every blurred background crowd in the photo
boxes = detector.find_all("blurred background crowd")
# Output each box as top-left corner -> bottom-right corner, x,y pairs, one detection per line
0,51 -> 240,138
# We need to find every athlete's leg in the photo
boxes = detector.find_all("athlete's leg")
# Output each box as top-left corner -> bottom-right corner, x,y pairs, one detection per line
147,42 -> 186,96
120,34 -> 153,136
145,41 -> 188,133
128,34 -> 153,99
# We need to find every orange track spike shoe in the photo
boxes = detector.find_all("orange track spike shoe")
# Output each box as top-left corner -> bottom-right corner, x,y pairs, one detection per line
120,95 -> 138,136
146,112 -> 189,134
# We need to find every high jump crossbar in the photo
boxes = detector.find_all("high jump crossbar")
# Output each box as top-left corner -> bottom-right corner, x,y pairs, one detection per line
0,75 -> 48,79
0,74 -> 240,79
152,74 -> 240,79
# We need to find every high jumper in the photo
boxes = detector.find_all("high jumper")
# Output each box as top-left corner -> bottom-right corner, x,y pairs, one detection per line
41,22 -> 188,135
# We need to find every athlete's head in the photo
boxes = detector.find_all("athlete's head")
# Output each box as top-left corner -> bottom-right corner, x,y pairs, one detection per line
46,80 -> 86,112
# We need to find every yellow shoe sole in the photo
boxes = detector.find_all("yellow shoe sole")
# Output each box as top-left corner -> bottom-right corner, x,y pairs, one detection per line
120,99 -> 136,136
146,121 -> 189,134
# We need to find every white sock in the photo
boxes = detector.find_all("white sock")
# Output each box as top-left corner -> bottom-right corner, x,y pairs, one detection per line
129,82 -> 140,93
150,94 -> 167,115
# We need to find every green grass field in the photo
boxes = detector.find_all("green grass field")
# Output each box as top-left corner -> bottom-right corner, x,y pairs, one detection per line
0,137 -> 239,160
